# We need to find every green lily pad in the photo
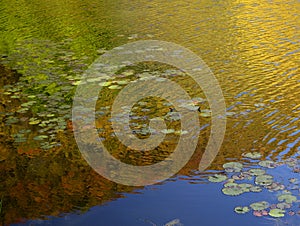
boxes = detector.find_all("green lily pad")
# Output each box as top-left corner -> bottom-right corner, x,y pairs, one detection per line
250,186 -> 263,193
269,209 -> 285,218
258,160 -> 276,168
122,70 -> 135,76
222,183 -> 246,196
255,174 -> 273,186
99,81 -> 112,87
223,162 -> 243,173
5,117 -> 19,124
161,129 -> 175,134
29,120 -> 41,125
116,80 -> 129,85
208,174 -> 228,183
234,206 -> 250,214
33,135 -> 49,141
17,108 -> 29,113
285,158 -> 298,167
165,112 -> 181,121
199,112 -> 211,117
265,182 -> 285,191
250,201 -> 269,211
174,130 -> 188,135
289,178 -> 298,184
248,169 -> 266,176
276,202 -> 291,209
108,85 -> 122,90
238,183 -> 253,192
242,152 -> 262,159
277,194 -> 297,204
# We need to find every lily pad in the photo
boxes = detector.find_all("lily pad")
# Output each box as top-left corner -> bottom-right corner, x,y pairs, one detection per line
265,182 -> 285,191
242,152 -> 262,159
277,194 -> 297,204
238,183 -> 253,192
108,85 -> 122,90
5,117 -> 19,124
285,158 -> 298,167
99,81 -> 112,87
276,202 -> 291,209
222,183 -> 246,196
29,119 -> 41,125
199,112 -> 211,118
234,206 -> 250,214
33,135 -> 49,141
269,209 -> 285,218
208,174 -> 227,183
258,160 -> 276,168
248,169 -> 266,176
250,186 -> 263,193
116,80 -> 129,85
223,162 -> 243,173
250,201 -> 269,211
255,174 -> 273,186
174,130 -> 188,135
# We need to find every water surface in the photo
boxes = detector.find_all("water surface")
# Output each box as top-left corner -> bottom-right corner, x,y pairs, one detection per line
0,0 -> 299,225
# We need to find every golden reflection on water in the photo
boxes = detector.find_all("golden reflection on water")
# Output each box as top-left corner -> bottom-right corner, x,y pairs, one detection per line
0,0 -> 299,224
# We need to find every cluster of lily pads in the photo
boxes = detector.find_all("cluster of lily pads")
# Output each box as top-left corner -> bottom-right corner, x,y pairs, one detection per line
2,39 -> 238,150
1,39 -> 94,149
208,151 -> 300,218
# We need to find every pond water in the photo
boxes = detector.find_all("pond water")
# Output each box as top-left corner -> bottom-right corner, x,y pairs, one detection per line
0,0 -> 299,225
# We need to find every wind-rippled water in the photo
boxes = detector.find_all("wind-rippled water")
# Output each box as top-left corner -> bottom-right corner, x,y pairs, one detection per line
0,0 -> 299,225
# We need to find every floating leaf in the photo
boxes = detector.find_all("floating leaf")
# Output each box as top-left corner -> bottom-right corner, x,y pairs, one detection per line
224,182 -> 237,187
250,186 -> 263,193
33,135 -> 48,141
285,158 -> 298,167
242,152 -> 262,159
250,201 -> 269,211
108,85 -> 122,90
161,129 -> 175,134
116,80 -> 129,85
238,183 -> 253,192
5,117 -> 19,124
234,206 -> 250,214
208,174 -> 227,183
200,112 -> 211,118
269,209 -> 285,218
277,194 -> 297,204
164,112 -> 181,121
174,130 -> 188,135
255,174 -> 273,186
29,118 -> 41,125
276,202 -> 291,209
288,178 -> 298,184
222,183 -> 246,196
226,112 -> 236,117
265,182 -> 285,191
223,162 -> 243,173
248,169 -> 266,176
122,70 -> 135,76
258,160 -> 276,168
99,81 -> 112,87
